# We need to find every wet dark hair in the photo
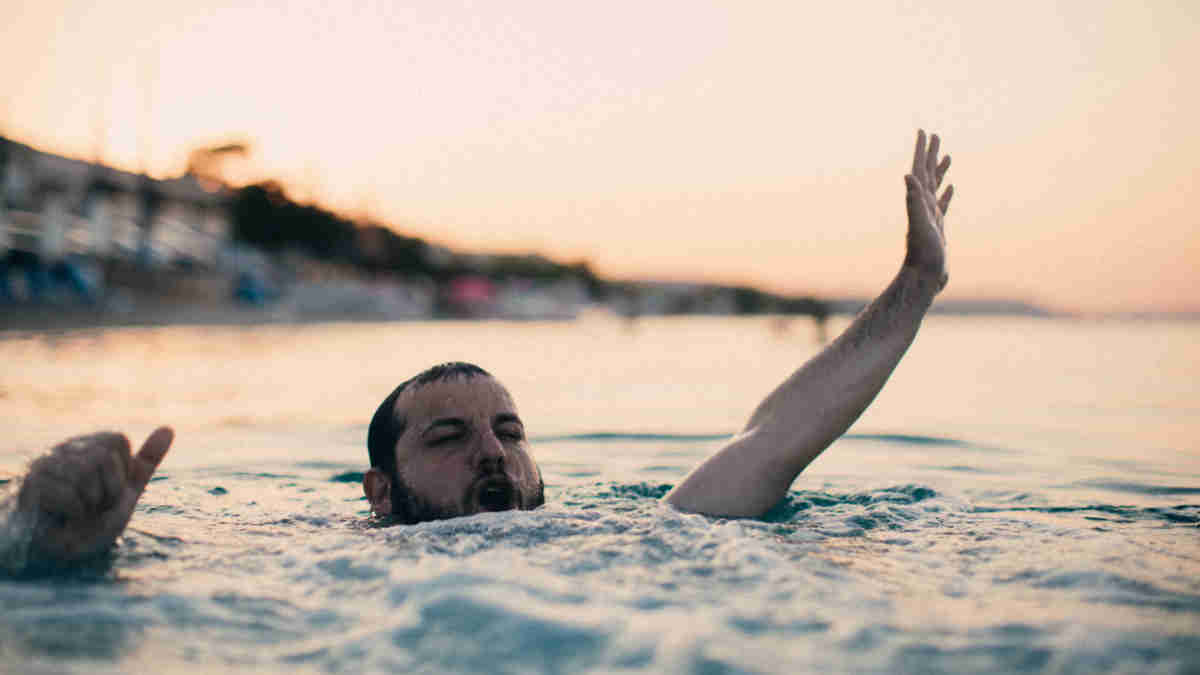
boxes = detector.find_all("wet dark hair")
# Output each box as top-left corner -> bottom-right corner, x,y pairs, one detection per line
367,361 -> 491,476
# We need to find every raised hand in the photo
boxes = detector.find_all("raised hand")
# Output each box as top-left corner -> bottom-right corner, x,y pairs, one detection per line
17,428 -> 173,562
903,129 -> 953,290
665,129 -> 961,518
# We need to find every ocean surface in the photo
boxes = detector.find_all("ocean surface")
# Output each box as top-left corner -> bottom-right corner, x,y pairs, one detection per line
1,315 -> 1197,673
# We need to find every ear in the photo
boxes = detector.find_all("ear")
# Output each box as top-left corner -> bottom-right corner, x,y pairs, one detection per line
363,468 -> 393,516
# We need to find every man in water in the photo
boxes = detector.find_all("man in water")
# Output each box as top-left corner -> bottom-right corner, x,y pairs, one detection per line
8,131 -> 954,565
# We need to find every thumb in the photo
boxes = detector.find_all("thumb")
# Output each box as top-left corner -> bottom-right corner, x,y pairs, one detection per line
130,426 -> 174,488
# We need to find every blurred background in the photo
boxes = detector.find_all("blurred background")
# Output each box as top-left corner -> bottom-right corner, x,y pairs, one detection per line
0,0 -> 1196,327
1,9 -> 1197,671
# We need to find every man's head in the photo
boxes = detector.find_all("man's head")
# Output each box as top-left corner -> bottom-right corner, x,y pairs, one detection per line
364,362 -> 544,523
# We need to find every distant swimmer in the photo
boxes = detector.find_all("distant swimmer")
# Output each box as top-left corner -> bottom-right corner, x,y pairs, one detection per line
5,130 -> 954,565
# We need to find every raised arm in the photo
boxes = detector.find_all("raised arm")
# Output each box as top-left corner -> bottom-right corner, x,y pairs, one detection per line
4,428 -> 173,568
665,130 -> 954,517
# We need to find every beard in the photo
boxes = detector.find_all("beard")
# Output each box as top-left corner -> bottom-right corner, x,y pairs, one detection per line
388,468 -> 545,525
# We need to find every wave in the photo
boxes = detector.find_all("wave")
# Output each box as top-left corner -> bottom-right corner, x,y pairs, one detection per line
1073,479 -> 1200,496
971,503 -> 1199,525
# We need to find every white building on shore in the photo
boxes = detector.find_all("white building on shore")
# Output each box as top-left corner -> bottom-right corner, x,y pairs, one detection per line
0,136 -> 231,270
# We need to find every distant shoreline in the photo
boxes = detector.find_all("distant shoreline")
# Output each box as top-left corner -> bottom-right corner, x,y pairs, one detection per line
7,299 -> 1193,336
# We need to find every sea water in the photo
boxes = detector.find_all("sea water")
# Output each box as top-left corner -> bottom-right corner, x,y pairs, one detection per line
1,315 -> 1197,673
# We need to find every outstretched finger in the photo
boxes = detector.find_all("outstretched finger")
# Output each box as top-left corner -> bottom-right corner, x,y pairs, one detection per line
926,134 -> 940,181
938,184 -> 954,216
935,155 -> 951,188
130,426 -> 174,489
911,130 -> 927,182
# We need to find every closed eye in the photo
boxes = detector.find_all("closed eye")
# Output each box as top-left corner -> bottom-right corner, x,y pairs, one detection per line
494,413 -> 525,442
427,431 -> 465,446
423,419 -> 468,446
496,427 -> 523,441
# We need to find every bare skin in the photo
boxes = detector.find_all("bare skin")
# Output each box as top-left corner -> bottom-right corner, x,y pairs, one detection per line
13,428 -> 173,562
664,130 -> 953,516
6,130 -> 953,562
362,376 -> 543,521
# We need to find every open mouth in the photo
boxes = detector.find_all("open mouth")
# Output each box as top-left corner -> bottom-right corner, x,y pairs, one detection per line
475,477 -> 516,512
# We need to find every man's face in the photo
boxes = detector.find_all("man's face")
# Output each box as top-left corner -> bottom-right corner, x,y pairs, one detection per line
377,375 -> 542,522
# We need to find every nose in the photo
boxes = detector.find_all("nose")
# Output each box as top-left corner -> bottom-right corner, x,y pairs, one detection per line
475,429 -> 506,472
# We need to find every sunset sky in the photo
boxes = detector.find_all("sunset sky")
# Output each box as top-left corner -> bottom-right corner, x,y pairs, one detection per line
2,0 -> 1196,313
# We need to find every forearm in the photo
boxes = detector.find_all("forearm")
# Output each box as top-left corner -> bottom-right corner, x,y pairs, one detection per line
665,265 -> 940,517
666,130 -> 953,518
748,264 -> 939,440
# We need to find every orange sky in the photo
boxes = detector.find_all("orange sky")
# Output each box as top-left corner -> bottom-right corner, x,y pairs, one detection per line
2,1 -> 1197,313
